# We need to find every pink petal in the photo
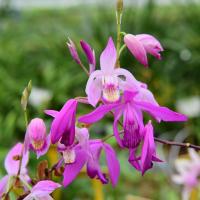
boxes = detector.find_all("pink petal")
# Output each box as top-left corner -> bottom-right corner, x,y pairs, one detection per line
5,143 -> 23,175
128,149 -> 141,171
113,107 -> 124,147
79,103 -> 121,124
85,70 -> 102,107
63,149 -> 87,187
135,101 -> 188,122
103,143 -> 120,187
31,180 -> 61,195
0,175 -> 8,198
44,110 -> 59,118
124,34 -> 148,67
100,37 -> 117,73
136,34 -> 163,59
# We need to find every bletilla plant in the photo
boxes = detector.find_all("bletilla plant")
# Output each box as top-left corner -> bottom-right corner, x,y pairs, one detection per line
1,0 -> 200,199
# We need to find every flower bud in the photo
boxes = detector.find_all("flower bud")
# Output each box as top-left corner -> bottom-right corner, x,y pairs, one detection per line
28,118 -> 46,150
67,38 -> 81,65
25,118 -> 50,158
116,0 -> 123,14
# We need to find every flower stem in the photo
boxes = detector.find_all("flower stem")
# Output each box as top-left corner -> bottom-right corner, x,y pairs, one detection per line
116,0 -> 123,68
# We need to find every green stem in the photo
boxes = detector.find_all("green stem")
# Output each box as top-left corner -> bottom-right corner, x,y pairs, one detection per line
20,178 -> 32,191
116,12 -> 122,68
119,44 -> 126,57
24,109 -> 28,128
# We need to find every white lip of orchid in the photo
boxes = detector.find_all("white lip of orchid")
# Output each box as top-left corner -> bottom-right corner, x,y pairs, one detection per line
101,75 -> 120,103
63,149 -> 76,164
31,139 -> 44,150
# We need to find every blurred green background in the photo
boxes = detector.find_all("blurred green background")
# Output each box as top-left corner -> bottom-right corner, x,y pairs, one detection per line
0,0 -> 200,199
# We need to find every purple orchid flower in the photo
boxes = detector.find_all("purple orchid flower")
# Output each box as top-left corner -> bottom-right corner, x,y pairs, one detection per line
24,118 -> 50,159
0,143 -> 29,198
56,127 -> 120,187
85,37 -> 141,107
79,89 -> 187,174
23,180 -> 61,200
80,40 -> 96,74
67,38 -> 81,65
45,99 -> 78,147
124,34 -> 164,67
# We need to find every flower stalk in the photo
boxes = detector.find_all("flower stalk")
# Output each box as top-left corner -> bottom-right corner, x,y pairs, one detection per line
116,0 -> 123,68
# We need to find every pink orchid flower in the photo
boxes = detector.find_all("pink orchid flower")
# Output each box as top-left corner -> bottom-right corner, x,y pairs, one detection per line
23,180 -> 61,200
79,89 -> 187,174
85,37 -> 141,107
124,34 -> 164,67
24,118 -> 50,158
172,149 -> 200,200
45,99 -> 78,147
0,143 -> 29,198
56,127 -> 120,187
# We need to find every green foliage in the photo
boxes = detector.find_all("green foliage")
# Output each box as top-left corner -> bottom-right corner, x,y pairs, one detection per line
0,2 -> 199,199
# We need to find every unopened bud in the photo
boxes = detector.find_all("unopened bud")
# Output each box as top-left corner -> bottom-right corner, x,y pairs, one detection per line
116,0 -> 123,14
21,80 -> 32,111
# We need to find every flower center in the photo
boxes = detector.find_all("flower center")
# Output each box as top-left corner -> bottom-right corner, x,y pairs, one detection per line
32,140 -> 44,150
63,149 -> 76,164
102,75 -> 120,103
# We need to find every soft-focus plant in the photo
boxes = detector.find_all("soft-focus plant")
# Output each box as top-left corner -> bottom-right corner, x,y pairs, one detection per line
0,1 -> 199,199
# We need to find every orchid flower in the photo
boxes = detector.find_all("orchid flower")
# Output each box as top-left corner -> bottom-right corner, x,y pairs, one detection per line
172,149 -> 200,200
56,127 -> 120,187
0,143 -> 29,198
79,89 -> 187,173
124,34 -> 164,67
24,118 -> 50,158
45,99 -> 78,147
85,37 -> 142,107
80,40 -> 96,74
23,180 -> 61,200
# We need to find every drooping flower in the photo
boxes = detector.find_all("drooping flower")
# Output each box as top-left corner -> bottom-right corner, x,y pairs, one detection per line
172,149 -> 200,200
24,118 -> 50,159
124,34 -> 164,67
56,127 -> 120,187
45,99 -> 78,147
23,180 -> 61,200
80,40 -> 96,74
79,89 -> 187,174
0,143 -> 29,198
67,38 -> 81,65
85,37 -> 141,107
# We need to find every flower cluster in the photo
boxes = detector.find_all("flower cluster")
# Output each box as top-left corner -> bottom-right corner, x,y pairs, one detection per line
0,3 -> 189,199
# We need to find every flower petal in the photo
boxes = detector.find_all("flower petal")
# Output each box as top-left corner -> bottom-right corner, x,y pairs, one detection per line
113,107 -> 124,147
128,149 -> 141,171
79,103 -> 121,124
100,37 -> 117,73
0,175 -> 8,198
141,121 -> 155,174
85,70 -> 102,107
135,101 -> 188,122
5,143 -> 23,175
103,143 -> 120,187
87,142 -> 108,184
31,180 -> 61,195
124,34 -> 148,67
44,110 -> 59,118
63,149 -> 87,187
136,34 -> 163,60
50,99 -> 77,144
